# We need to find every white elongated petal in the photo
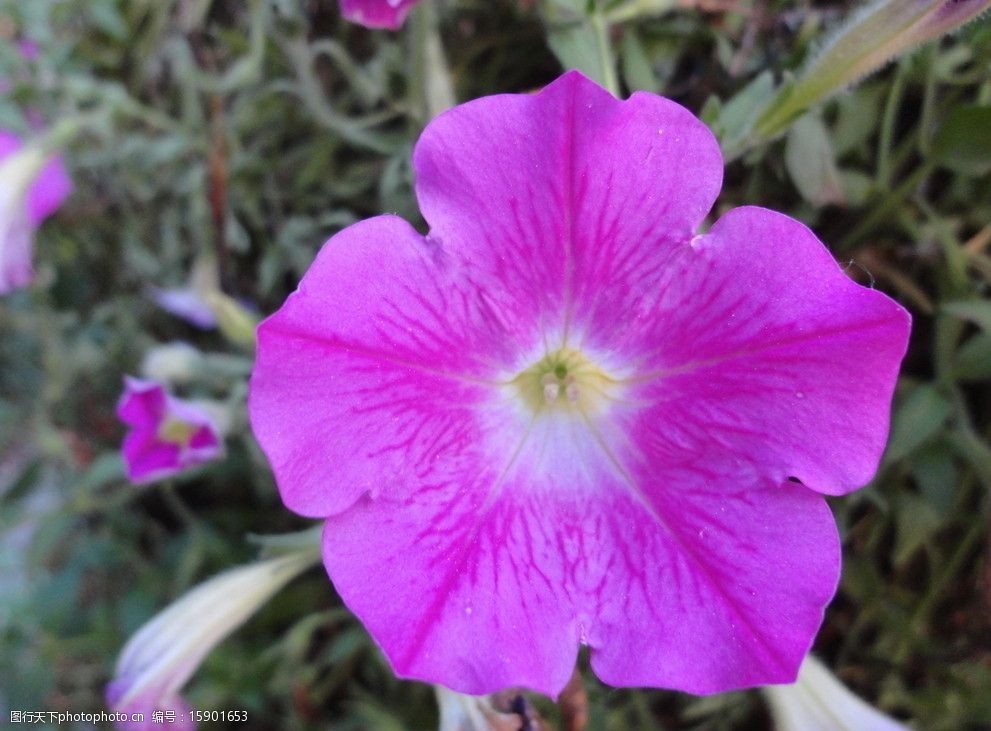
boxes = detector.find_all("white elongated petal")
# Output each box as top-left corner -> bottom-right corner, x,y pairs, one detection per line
111,551 -> 317,711
762,655 -> 909,731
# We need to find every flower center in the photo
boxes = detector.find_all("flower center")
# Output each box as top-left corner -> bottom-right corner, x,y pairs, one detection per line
157,416 -> 197,447
511,347 -> 618,416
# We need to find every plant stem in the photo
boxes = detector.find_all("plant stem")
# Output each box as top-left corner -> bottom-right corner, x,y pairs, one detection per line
877,58 -> 909,191
410,0 -> 456,125
590,5 -> 620,97
837,162 -> 934,252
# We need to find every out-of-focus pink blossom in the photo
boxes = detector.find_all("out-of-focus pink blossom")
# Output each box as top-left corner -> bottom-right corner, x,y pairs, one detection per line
117,377 -> 224,483
339,0 -> 420,29
0,130 -> 72,294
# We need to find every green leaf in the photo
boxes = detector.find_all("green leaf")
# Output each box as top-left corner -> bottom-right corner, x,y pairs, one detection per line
833,84 -> 883,155
86,0 -> 129,40
893,494 -> 941,566
605,0 -> 677,23
546,24 -> 607,87
839,169 -> 874,207
620,30 -> 658,93
943,299 -> 991,332
548,0 -> 588,13
784,113 -> 846,207
884,384 -> 954,464
953,333 -> 991,381
932,105 -> 991,176
911,440 -> 959,513
700,95 -> 721,128
75,452 -> 125,494
715,71 -> 775,154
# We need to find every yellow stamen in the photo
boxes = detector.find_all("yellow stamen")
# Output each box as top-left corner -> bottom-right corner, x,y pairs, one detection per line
510,347 -> 618,416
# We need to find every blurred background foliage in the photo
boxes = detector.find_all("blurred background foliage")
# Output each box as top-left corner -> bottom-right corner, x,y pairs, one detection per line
0,0 -> 989,729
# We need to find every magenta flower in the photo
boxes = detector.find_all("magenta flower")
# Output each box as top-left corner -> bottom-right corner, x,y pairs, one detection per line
249,72 -> 910,696
0,130 -> 72,294
17,39 -> 41,61
339,0 -> 420,29
118,377 -> 224,484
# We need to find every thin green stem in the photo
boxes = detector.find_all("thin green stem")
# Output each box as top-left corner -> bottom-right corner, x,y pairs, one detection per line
410,0 -> 456,125
877,58 -> 909,190
892,510 -> 982,665
590,5 -> 620,97
837,162 -> 934,252
918,44 -> 939,155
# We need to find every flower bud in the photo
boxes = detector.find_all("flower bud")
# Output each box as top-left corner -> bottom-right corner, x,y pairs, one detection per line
140,342 -> 205,386
107,551 -> 318,730
0,131 -> 71,294
750,0 -> 991,148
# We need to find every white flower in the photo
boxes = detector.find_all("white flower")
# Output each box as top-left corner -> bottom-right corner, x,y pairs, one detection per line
762,655 -> 909,731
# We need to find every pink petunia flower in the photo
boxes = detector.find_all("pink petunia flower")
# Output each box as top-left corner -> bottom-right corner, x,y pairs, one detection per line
17,39 -> 41,62
249,71 -> 911,697
339,0 -> 420,29
0,130 -> 72,294
118,377 -> 224,484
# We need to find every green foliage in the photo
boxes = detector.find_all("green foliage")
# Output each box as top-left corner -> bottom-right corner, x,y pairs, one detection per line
933,105 -> 991,177
1,1 -> 989,729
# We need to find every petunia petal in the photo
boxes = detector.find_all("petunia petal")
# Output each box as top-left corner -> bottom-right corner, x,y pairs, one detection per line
123,431 -> 183,483
321,464 -> 584,697
118,377 -> 168,428
591,206 -> 911,495
0,208 -> 35,293
584,468 -> 839,694
0,130 -> 21,160
339,0 -> 418,30
27,154 -> 72,225
250,215 -> 527,518
413,71 -> 723,351
106,681 -> 194,731
188,424 -> 220,451
322,427 -> 839,695
0,129 -> 72,226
